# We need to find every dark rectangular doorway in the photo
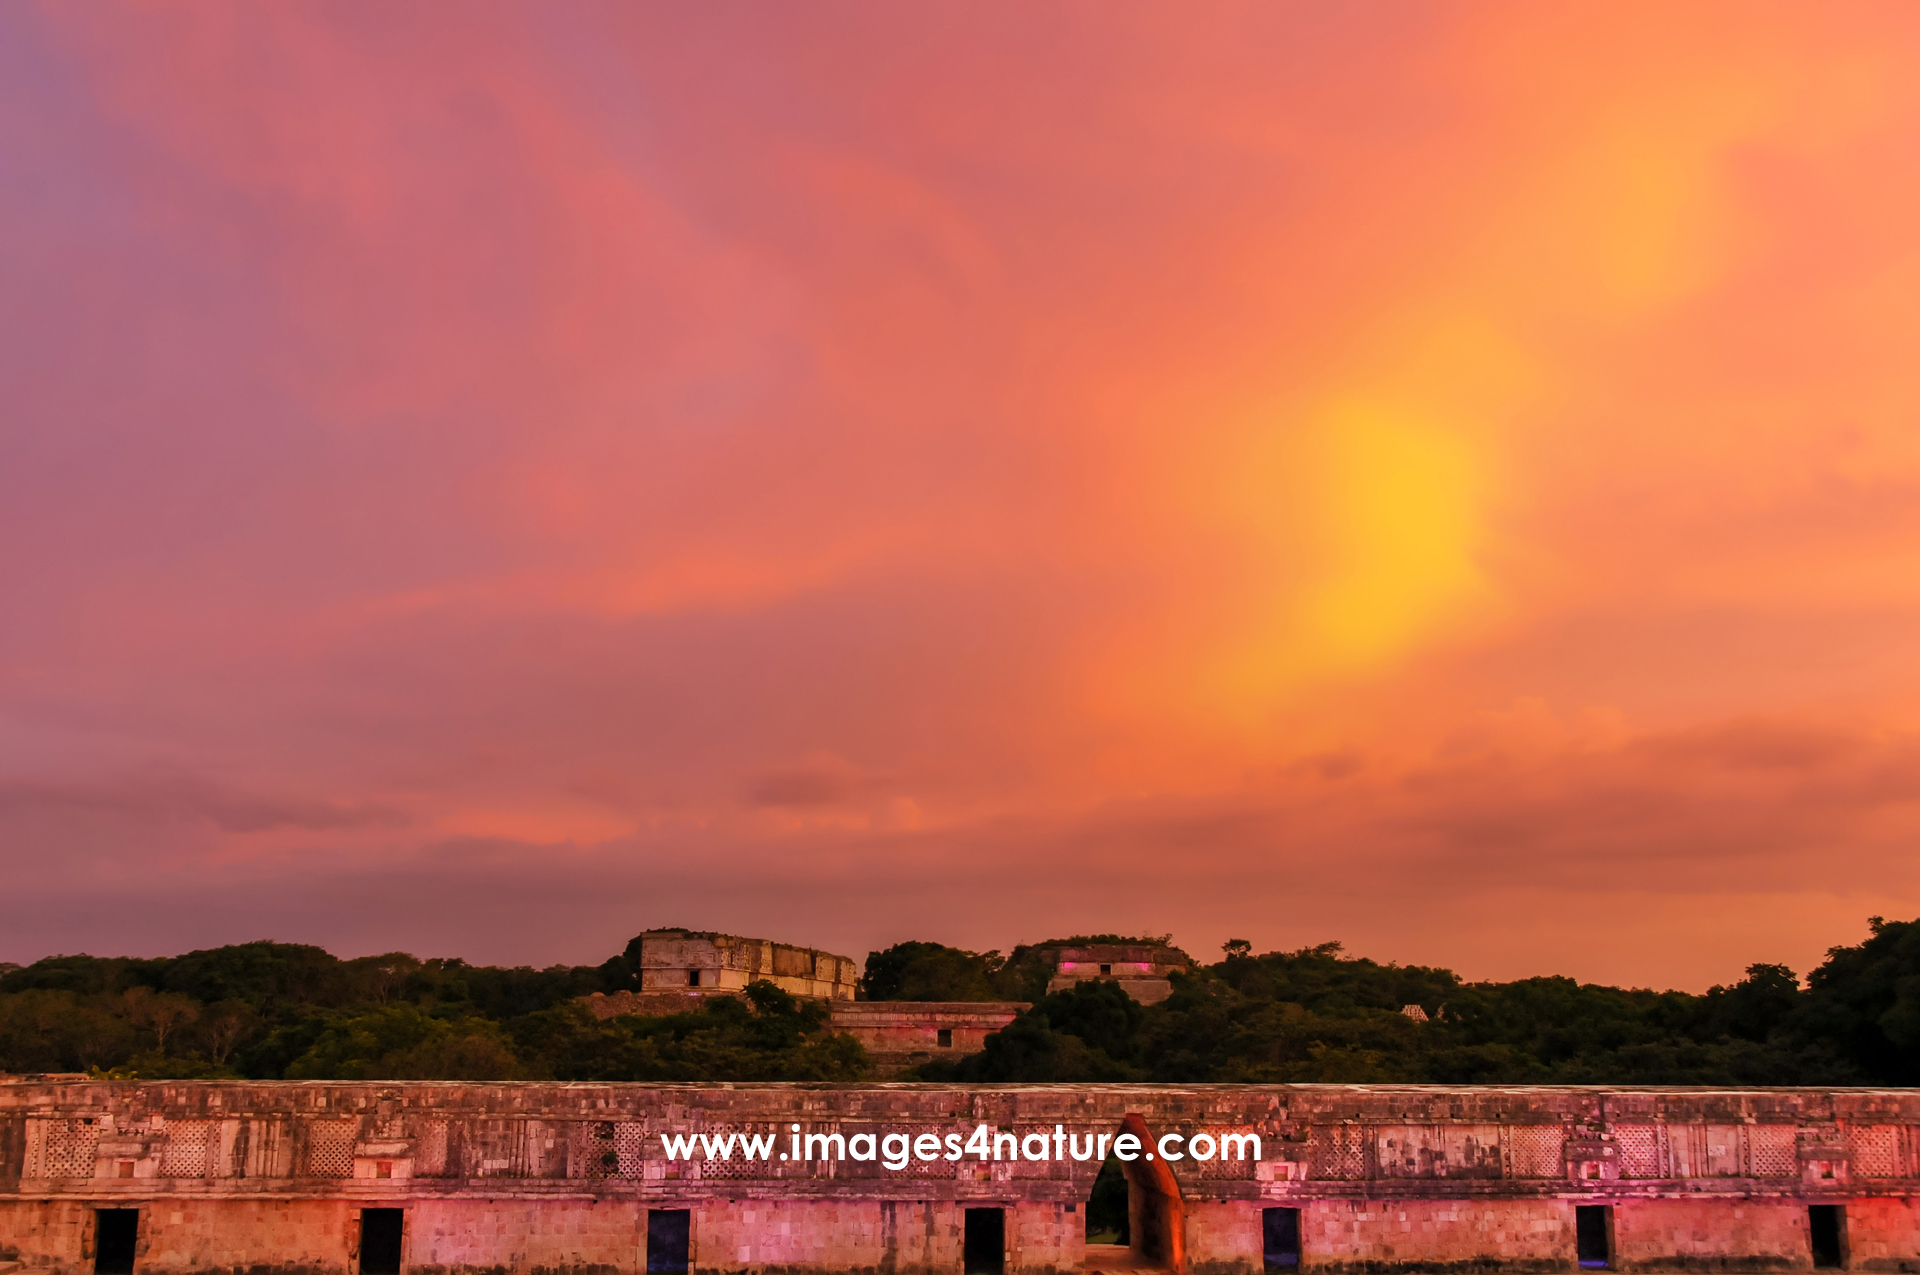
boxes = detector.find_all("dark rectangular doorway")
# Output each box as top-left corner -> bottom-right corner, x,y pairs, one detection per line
1575,1206 -> 1611,1269
1263,1207 -> 1301,1271
1810,1205 -> 1846,1269
94,1210 -> 138,1275
964,1207 -> 1005,1275
360,1209 -> 403,1275
647,1209 -> 690,1275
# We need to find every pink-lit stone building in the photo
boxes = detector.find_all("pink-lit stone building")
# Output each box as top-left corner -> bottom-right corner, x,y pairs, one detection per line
1044,946 -> 1192,1006
632,931 -> 857,1002
4,1079 -> 1918,1275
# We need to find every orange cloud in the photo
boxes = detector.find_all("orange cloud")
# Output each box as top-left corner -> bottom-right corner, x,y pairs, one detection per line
4,3 -> 1920,985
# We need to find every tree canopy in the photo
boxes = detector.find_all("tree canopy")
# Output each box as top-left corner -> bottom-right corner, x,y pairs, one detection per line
2,919 -> 1915,1085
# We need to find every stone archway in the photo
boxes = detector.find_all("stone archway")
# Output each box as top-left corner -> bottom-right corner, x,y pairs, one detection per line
1116,1113 -> 1185,1274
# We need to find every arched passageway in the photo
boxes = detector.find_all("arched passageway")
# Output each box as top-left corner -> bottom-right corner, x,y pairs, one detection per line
1085,1156 -> 1130,1246
1083,1113 -> 1185,1274
1117,1113 -> 1186,1272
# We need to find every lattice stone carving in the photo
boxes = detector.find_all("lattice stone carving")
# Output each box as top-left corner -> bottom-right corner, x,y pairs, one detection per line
1615,1125 -> 1662,1178
1850,1125 -> 1902,1178
44,1119 -> 102,1179
1309,1125 -> 1367,1180
1192,1128 -> 1260,1180
161,1121 -> 220,1178
847,1125 -> 962,1180
1749,1125 -> 1797,1178
581,1122 -> 618,1180
304,1121 -> 357,1178
695,1124 -> 796,1180
1505,1124 -> 1566,1179
890,1126 -> 962,1180
614,1123 -> 648,1179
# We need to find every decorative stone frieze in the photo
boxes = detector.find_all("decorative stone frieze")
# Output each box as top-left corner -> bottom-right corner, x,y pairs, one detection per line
2,1081 -> 1917,1275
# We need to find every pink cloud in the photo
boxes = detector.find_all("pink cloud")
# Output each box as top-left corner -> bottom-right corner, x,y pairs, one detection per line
4,3 -> 1920,990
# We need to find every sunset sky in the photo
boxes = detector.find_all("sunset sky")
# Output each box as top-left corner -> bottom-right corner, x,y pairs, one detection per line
6,4 -> 1920,990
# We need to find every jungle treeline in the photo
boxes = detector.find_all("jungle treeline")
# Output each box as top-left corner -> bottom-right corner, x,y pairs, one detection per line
3,919 -> 1917,1087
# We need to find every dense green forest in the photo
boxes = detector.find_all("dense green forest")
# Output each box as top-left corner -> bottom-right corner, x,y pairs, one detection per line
3,919 -> 1917,1086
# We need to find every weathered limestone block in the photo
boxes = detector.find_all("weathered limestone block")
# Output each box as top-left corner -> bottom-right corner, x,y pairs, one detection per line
1302,1198 -> 1575,1272
1842,1196 -> 1920,1274
407,1199 -> 637,1275
0,1203 -> 93,1274
1181,1201 -> 1260,1275
3,1081 -> 1919,1275
1610,1198 -> 1808,1272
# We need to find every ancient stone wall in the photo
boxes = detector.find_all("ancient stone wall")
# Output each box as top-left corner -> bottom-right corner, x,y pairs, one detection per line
826,1003 -> 1028,1074
3,1081 -> 1917,1275
633,931 -> 858,1002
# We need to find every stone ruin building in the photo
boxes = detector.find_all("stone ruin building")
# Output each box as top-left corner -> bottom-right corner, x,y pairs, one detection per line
1044,944 -> 1193,1007
581,931 -> 1193,1062
6,1077 -> 1919,1275
585,931 -> 860,1017
580,930 -> 1203,1062
578,931 -> 1026,1074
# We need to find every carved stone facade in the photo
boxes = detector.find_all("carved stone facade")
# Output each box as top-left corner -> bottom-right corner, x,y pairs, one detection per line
630,930 -> 858,1002
1044,946 -> 1193,1006
3,1080 -> 1918,1275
